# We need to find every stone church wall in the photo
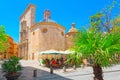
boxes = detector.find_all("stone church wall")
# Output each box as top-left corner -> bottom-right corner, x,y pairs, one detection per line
29,22 -> 66,60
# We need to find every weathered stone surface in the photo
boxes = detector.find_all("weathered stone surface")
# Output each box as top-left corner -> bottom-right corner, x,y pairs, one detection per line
18,4 -> 77,60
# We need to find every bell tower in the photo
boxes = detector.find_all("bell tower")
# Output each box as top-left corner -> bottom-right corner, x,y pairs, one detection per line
19,4 -> 36,60
44,9 -> 51,21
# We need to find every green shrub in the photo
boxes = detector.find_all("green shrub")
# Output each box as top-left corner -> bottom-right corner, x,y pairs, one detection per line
42,59 -> 46,64
2,56 -> 22,74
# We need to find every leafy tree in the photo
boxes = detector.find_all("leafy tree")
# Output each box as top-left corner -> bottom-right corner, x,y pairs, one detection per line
0,25 -> 8,55
89,1 -> 119,32
2,56 -> 22,74
90,13 -> 104,32
111,15 -> 120,33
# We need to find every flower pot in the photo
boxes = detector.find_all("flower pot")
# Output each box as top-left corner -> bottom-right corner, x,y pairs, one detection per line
4,72 -> 21,80
41,64 -> 46,67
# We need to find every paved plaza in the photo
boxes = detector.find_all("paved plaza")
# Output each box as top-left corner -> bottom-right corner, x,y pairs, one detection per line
0,60 -> 120,80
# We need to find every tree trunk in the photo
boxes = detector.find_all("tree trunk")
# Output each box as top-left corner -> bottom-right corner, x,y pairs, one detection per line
93,64 -> 103,80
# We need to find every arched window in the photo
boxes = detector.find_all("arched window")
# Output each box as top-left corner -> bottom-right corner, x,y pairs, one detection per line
61,32 -> 64,36
42,28 -> 47,33
33,32 -> 35,35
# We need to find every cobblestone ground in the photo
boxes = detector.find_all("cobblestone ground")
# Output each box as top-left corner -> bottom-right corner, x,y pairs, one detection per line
0,60 -> 120,80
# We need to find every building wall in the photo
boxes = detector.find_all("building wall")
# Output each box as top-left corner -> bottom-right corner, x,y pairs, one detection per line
38,22 -> 66,51
20,4 -> 36,28
18,4 -> 77,60
28,22 -> 66,60
66,35 -> 73,49
13,43 -> 18,57
66,32 -> 76,49
0,53 -> 4,60
6,36 -> 14,59
29,27 -> 39,60
19,4 -> 36,60
0,36 -> 18,59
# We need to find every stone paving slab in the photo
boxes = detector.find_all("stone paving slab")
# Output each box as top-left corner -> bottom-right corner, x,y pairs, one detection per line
0,60 -> 120,80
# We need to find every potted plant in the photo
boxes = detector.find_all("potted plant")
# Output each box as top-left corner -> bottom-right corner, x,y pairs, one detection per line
2,56 -> 22,80
41,59 -> 46,67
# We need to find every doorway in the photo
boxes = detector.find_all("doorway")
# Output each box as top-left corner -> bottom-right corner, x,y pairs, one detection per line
32,53 -> 34,60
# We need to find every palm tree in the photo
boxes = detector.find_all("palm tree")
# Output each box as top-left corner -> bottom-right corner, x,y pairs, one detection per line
67,52 -> 82,69
71,28 -> 120,80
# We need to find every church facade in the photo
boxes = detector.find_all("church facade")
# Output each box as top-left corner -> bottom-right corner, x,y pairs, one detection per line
18,4 -> 78,60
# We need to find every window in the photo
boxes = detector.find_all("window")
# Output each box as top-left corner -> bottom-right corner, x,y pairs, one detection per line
33,32 -> 35,35
21,21 -> 27,31
61,32 -> 64,36
42,28 -> 47,33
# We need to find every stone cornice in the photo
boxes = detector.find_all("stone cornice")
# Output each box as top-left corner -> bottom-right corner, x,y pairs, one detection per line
20,4 -> 36,20
18,40 -> 28,46
30,22 -> 66,30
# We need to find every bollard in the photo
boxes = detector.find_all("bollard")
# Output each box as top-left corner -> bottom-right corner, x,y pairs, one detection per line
73,65 -> 76,70
33,69 -> 37,77
63,65 -> 66,72
50,66 -> 53,74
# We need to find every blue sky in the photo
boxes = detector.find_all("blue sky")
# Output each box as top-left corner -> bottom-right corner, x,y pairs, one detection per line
0,0 -> 119,42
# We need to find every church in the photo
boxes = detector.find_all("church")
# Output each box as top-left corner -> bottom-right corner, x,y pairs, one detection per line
18,4 -> 78,60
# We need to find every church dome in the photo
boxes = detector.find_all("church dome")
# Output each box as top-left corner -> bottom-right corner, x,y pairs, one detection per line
68,23 -> 78,33
42,19 -> 56,23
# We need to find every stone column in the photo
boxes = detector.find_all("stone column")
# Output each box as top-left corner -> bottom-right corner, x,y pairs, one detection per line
25,44 -> 28,60
23,45 -> 25,59
21,47 -> 23,58
18,47 -> 20,57
19,47 -> 22,57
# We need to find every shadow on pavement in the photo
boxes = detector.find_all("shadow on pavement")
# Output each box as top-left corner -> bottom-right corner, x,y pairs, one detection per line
18,66 -> 72,80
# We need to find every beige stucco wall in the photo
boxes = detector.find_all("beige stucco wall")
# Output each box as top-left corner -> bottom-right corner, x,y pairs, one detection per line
29,28 -> 39,60
20,4 -> 36,28
39,24 -> 66,51
19,4 -> 36,60
28,22 -> 66,60
19,4 -> 77,60
66,32 -> 77,49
